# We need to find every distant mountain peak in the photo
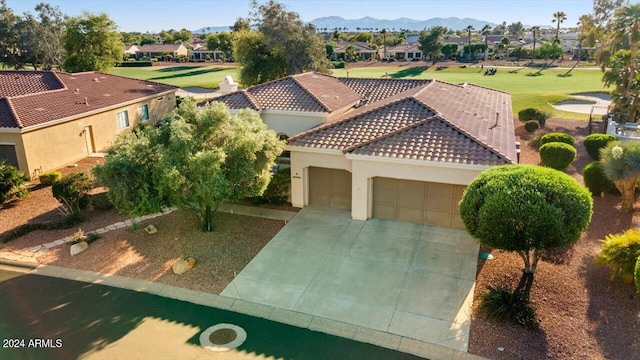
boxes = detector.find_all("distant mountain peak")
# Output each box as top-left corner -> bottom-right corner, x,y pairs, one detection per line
308,16 -> 496,31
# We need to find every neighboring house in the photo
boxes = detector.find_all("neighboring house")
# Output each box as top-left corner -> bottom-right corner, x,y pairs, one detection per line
213,72 -> 517,229
331,41 -> 378,61
136,44 -> 189,60
386,43 -> 423,60
124,45 -> 139,57
190,46 -> 224,61
0,71 -> 177,177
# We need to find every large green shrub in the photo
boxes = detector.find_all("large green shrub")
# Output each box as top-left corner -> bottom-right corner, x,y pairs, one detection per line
583,161 -> 616,196
540,132 -> 575,147
261,167 -> 291,204
39,171 -> 62,186
52,172 -> 92,214
0,160 -> 28,204
524,120 -> 539,133
539,142 -> 577,170
596,228 -> 640,284
583,133 -> 617,160
518,107 -> 547,126
635,256 -> 640,294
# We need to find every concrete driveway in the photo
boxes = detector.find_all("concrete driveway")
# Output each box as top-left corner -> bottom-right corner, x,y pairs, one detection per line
221,206 -> 479,352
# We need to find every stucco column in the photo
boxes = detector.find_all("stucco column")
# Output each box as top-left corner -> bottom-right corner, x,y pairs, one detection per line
290,164 -> 306,208
351,173 -> 370,221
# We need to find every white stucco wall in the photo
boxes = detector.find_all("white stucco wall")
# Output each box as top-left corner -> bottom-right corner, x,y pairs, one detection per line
261,111 -> 329,138
289,148 -> 351,208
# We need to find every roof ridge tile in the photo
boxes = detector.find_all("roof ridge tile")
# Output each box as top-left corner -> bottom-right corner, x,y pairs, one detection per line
290,73 -> 331,112
5,98 -> 23,128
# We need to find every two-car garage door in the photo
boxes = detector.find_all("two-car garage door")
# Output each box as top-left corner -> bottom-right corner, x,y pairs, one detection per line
372,177 -> 466,229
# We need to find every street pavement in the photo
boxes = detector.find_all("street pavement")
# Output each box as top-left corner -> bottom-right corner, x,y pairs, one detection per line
0,268 -> 424,360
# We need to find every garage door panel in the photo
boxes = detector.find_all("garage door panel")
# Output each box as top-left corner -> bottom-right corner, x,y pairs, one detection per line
427,182 -> 454,197
373,177 -> 463,229
331,170 -> 352,195
373,187 -> 397,206
398,192 -> 424,208
397,207 -> 424,224
309,168 -> 331,193
309,167 -> 352,210
425,211 -> 453,227
375,177 -> 398,191
332,194 -> 351,210
310,191 -> 331,207
426,195 -> 454,212
373,204 -> 396,220
398,179 -> 425,194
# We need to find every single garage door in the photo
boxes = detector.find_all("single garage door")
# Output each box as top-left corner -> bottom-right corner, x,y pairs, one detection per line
308,167 -> 352,210
0,144 -> 19,169
373,177 -> 466,229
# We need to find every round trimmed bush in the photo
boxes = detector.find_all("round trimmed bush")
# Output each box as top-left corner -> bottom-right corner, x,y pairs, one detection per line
39,171 -> 61,186
635,256 -> 640,294
583,133 -> 618,160
540,132 -> 575,147
539,142 -> 577,170
518,107 -> 547,126
524,120 -> 539,133
583,161 -> 615,196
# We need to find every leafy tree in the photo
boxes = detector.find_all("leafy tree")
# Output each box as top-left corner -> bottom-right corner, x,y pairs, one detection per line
159,29 -> 174,44
507,21 -> 524,36
459,165 -> 593,297
552,11 -> 567,41
325,41 -> 336,59
247,0 -> 330,79
175,28 -> 192,43
379,28 -> 387,59
0,0 -> 19,69
600,140 -> 640,211
231,17 -> 251,33
441,43 -> 458,59
530,26 -> 540,62
418,26 -> 447,64
0,160 -> 28,205
535,41 -> 563,60
345,45 -> 358,62
94,99 -> 285,232
62,12 -> 123,72
481,24 -> 491,61
33,3 -> 65,70
233,30 -> 286,86
466,25 -> 474,61
140,36 -> 157,45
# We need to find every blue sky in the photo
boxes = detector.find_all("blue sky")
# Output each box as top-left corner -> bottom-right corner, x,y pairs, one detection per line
7,0 -> 600,33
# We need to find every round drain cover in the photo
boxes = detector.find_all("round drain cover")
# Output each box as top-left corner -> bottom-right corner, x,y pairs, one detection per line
200,323 -> 246,352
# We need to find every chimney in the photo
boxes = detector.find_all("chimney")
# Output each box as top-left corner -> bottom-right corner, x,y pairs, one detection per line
85,97 -> 89,106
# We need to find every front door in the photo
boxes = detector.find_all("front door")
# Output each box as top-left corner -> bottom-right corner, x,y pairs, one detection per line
84,126 -> 95,155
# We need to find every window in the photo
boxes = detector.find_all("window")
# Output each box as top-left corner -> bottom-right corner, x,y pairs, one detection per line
407,52 -> 414,59
116,110 -> 129,130
138,104 -> 149,122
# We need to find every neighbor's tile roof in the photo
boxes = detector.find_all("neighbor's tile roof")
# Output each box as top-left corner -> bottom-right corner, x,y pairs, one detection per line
0,71 -> 65,97
214,91 -> 260,111
215,72 -> 361,113
0,71 -> 177,129
339,78 -> 431,104
289,79 -> 516,165
137,44 -> 185,52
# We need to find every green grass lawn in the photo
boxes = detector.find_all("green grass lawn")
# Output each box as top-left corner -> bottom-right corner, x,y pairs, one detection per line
333,65 -> 610,120
108,65 -> 240,89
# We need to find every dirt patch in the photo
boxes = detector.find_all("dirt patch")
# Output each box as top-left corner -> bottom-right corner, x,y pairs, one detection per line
468,118 -> 640,359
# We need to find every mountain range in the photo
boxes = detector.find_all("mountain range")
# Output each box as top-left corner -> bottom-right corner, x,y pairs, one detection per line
193,16 -> 499,34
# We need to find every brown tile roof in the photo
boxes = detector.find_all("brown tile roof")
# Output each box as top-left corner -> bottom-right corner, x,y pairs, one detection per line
288,98 -> 436,150
289,79 -> 516,166
214,72 -> 361,113
137,44 -> 185,53
0,71 -> 65,97
349,118 -> 506,166
0,71 -> 177,129
215,91 -> 260,111
339,78 -> 431,104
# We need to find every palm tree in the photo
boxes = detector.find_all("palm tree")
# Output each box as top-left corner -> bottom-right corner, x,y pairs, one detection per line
552,11 -> 567,42
380,28 -> 387,60
611,3 -> 640,120
530,26 -> 540,63
481,24 -> 491,61
466,25 -> 474,62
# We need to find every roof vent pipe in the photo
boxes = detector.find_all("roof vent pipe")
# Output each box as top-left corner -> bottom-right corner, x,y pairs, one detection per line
85,97 -> 89,106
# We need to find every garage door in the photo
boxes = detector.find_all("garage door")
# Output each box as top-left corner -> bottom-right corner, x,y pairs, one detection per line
0,144 -> 19,169
308,167 -> 352,210
372,177 -> 466,229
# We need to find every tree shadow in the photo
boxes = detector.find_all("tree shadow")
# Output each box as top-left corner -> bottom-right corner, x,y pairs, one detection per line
389,66 -> 429,78
0,273 -> 422,359
154,66 -> 206,73
150,68 -> 228,81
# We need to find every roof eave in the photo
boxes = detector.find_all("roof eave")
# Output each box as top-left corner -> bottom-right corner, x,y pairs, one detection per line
344,152 -> 502,170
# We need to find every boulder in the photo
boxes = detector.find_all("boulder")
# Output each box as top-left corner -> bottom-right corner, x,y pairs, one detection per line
144,224 -> 158,234
172,257 -> 195,275
70,241 -> 88,256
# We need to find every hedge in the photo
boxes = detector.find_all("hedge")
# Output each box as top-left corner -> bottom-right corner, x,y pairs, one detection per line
539,142 -> 576,170
583,133 -> 618,160
540,132 -> 575,147
518,107 -> 547,126
524,120 -> 539,133
114,61 -> 153,67
39,171 -> 61,186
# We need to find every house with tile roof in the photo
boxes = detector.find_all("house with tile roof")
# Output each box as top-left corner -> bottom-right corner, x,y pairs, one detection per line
136,44 -> 188,60
0,71 -> 177,177
331,41 -> 379,61
213,72 -> 517,228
